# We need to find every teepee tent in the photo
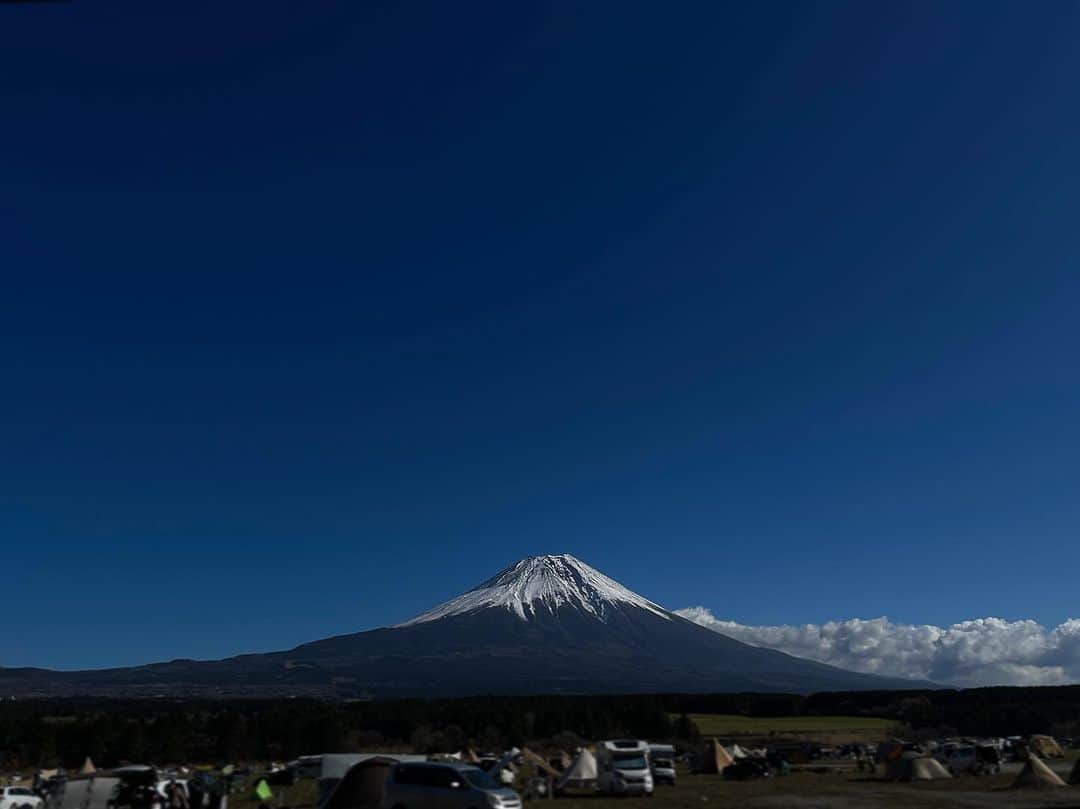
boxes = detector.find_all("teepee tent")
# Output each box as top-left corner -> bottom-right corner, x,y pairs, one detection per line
80,758 -> 97,775
1013,754 -> 1066,789
883,752 -> 951,782
698,739 -> 734,774
557,749 -> 597,790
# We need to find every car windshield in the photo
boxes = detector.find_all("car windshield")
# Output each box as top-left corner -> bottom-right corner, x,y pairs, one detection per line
614,755 -> 648,771
9,790 -> 33,796
462,769 -> 499,790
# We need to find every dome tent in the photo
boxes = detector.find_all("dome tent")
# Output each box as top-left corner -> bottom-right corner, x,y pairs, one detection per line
883,752 -> 951,782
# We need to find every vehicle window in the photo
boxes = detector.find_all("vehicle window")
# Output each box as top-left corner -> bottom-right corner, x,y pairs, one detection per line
613,755 -> 647,771
10,789 -> 34,796
423,768 -> 458,789
462,769 -> 498,790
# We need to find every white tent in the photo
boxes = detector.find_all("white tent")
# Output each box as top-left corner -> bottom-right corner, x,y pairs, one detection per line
728,745 -> 749,760
557,749 -> 598,790
1013,755 -> 1066,789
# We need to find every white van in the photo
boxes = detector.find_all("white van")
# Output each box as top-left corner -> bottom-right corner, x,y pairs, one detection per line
648,745 -> 676,786
596,740 -> 653,797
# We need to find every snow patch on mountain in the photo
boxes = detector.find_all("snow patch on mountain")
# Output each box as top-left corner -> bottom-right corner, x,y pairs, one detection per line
399,554 -> 671,626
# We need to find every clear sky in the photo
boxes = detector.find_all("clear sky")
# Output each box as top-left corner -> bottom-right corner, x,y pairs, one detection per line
3,2 -> 1080,670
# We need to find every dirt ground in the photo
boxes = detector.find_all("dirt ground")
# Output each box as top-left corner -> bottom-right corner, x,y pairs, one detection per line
201,753 -> 1080,809
553,768 -> 1080,809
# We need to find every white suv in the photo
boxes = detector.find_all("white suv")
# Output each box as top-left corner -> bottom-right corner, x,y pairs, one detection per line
0,787 -> 43,809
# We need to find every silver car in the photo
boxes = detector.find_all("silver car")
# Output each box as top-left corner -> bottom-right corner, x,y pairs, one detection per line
383,763 -> 521,809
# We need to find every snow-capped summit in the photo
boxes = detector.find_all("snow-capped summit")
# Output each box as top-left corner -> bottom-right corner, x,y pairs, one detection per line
399,553 -> 671,625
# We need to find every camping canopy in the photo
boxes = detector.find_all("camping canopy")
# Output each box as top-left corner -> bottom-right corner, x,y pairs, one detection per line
1012,755 -> 1065,789
883,753 -> 951,782
557,750 -> 598,790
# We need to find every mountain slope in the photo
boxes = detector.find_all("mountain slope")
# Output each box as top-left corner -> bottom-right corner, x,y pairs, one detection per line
0,555 -> 929,697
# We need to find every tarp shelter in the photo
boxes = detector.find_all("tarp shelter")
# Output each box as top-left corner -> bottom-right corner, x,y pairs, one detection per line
1012,755 -> 1066,789
80,758 -> 97,775
318,755 -> 426,809
1029,735 -> 1064,759
883,753 -> 951,782
698,739 -> 734,774
556,750 -> 597,790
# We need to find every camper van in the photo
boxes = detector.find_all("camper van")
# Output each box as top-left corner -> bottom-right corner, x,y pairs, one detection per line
647,745 -> 676,786
596,740 -> 653,797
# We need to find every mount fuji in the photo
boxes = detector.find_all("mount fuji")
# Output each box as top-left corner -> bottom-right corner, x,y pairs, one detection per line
1,554 -> 927,697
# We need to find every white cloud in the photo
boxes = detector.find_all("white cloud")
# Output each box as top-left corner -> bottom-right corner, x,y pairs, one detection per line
674,607 -> 1080,687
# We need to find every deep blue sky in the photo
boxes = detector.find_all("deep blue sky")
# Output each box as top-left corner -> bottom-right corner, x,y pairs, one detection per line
3,2 -> 1080,669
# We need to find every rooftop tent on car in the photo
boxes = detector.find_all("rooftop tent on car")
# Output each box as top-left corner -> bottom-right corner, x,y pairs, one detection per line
322,757 -> 424,809
317,754 -> 426,809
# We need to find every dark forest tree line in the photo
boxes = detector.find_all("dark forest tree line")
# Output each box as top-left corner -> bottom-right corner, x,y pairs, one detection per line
3,686 -> 1080,769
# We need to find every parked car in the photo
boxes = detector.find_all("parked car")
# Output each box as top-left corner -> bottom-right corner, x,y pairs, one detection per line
383,762 -> 522,809
943,747 -> 977,775
0,787 -> 44,809
648,745 -> 676,786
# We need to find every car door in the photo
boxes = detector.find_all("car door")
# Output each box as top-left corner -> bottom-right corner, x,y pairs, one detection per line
422,767 -> 462,809
389,765 -> 425,809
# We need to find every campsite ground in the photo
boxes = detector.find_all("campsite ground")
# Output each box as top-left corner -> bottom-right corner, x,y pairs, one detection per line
243,755 -> 1080,809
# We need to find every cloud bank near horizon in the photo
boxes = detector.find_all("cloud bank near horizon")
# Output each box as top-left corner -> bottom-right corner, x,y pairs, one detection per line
674,607 -> 1080,687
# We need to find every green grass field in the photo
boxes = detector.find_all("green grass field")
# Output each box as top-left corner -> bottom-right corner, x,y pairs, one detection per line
685,714 -> 898,737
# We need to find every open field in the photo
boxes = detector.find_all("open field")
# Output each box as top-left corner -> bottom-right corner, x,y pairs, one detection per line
685,714 -> 898,740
